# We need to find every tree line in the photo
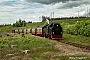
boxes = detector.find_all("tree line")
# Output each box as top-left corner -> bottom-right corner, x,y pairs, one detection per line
13,19 -> 26,27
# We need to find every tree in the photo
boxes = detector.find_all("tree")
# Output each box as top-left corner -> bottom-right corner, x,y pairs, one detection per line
13,19 -> 26,27
22,20 -> 26,27
19,19 -> 23,27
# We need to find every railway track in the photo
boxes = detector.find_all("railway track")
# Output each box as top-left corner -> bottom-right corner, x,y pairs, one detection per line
35,35 -> 90,52
59,40 -> 90,52
36,35 -> 90,52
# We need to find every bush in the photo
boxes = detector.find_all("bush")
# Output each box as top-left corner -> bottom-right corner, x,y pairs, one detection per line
66,20 -> 90,37
13,19 -> 26,27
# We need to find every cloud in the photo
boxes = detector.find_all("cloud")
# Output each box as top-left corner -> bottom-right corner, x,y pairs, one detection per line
0,0 -> 90,24
0,0 -> 8,3
54,0 -> 90,9
24,0 -> 90,9
0,1 -> 46,24
0,0 -> 18,3
24,0 -> 77,4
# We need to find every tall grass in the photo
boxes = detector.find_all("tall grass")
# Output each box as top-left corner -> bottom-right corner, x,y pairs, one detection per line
63,34 -> 90,45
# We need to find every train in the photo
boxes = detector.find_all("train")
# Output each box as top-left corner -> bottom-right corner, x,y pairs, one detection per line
12,22 -> 62,40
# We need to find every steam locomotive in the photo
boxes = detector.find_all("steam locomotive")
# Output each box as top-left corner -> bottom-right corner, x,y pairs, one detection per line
42,22 -> 62,40
12,22 -> 62,40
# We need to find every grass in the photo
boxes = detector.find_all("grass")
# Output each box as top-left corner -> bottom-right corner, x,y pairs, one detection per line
53,18 -> 90,24
0,34 -> 58,59
0,35 -> 61,60
0,34 -> 54,50
26,22 -> 45,28
0,33 -> 90,60
0,18 -> 90,60
63,34 -> 90,46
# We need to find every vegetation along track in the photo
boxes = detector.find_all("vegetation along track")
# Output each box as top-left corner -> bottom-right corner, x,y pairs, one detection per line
59,40 -> 90,52
35,35 -> 90,52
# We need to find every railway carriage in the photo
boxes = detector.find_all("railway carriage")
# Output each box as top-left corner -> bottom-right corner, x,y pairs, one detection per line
15,29 -> 19,33
12,30 -> 15,33
19,29 -> 24,33
26,29 -> 31,34
36,27 -> 43,36
31,28 -> 37,35
24,29 -> 27,33
30,28 -> 32,33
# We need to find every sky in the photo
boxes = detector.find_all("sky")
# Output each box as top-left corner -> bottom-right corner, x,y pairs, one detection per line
0,0 -> 90,24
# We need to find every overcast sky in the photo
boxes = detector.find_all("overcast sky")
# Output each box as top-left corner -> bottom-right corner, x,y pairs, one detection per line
0,0 -> 90,24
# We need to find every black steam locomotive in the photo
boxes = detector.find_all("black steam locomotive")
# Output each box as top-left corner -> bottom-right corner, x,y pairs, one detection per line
42,22 -> 62,40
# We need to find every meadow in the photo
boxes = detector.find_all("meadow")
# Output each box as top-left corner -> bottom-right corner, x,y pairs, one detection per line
0,18 -> 90,60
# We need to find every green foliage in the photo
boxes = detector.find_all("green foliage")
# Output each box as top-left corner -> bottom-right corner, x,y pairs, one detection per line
0,34 -> 90,60
63,34 -> 90,45
66,20 -> 90,37
0,34 -> 55,50
0,26 -> 14,33
26,22 -> 45,28
13,19 -> 26,27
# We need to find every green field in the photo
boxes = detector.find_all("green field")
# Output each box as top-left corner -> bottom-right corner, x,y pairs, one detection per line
0,34 -> 90,60
0,18 -> 90,60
